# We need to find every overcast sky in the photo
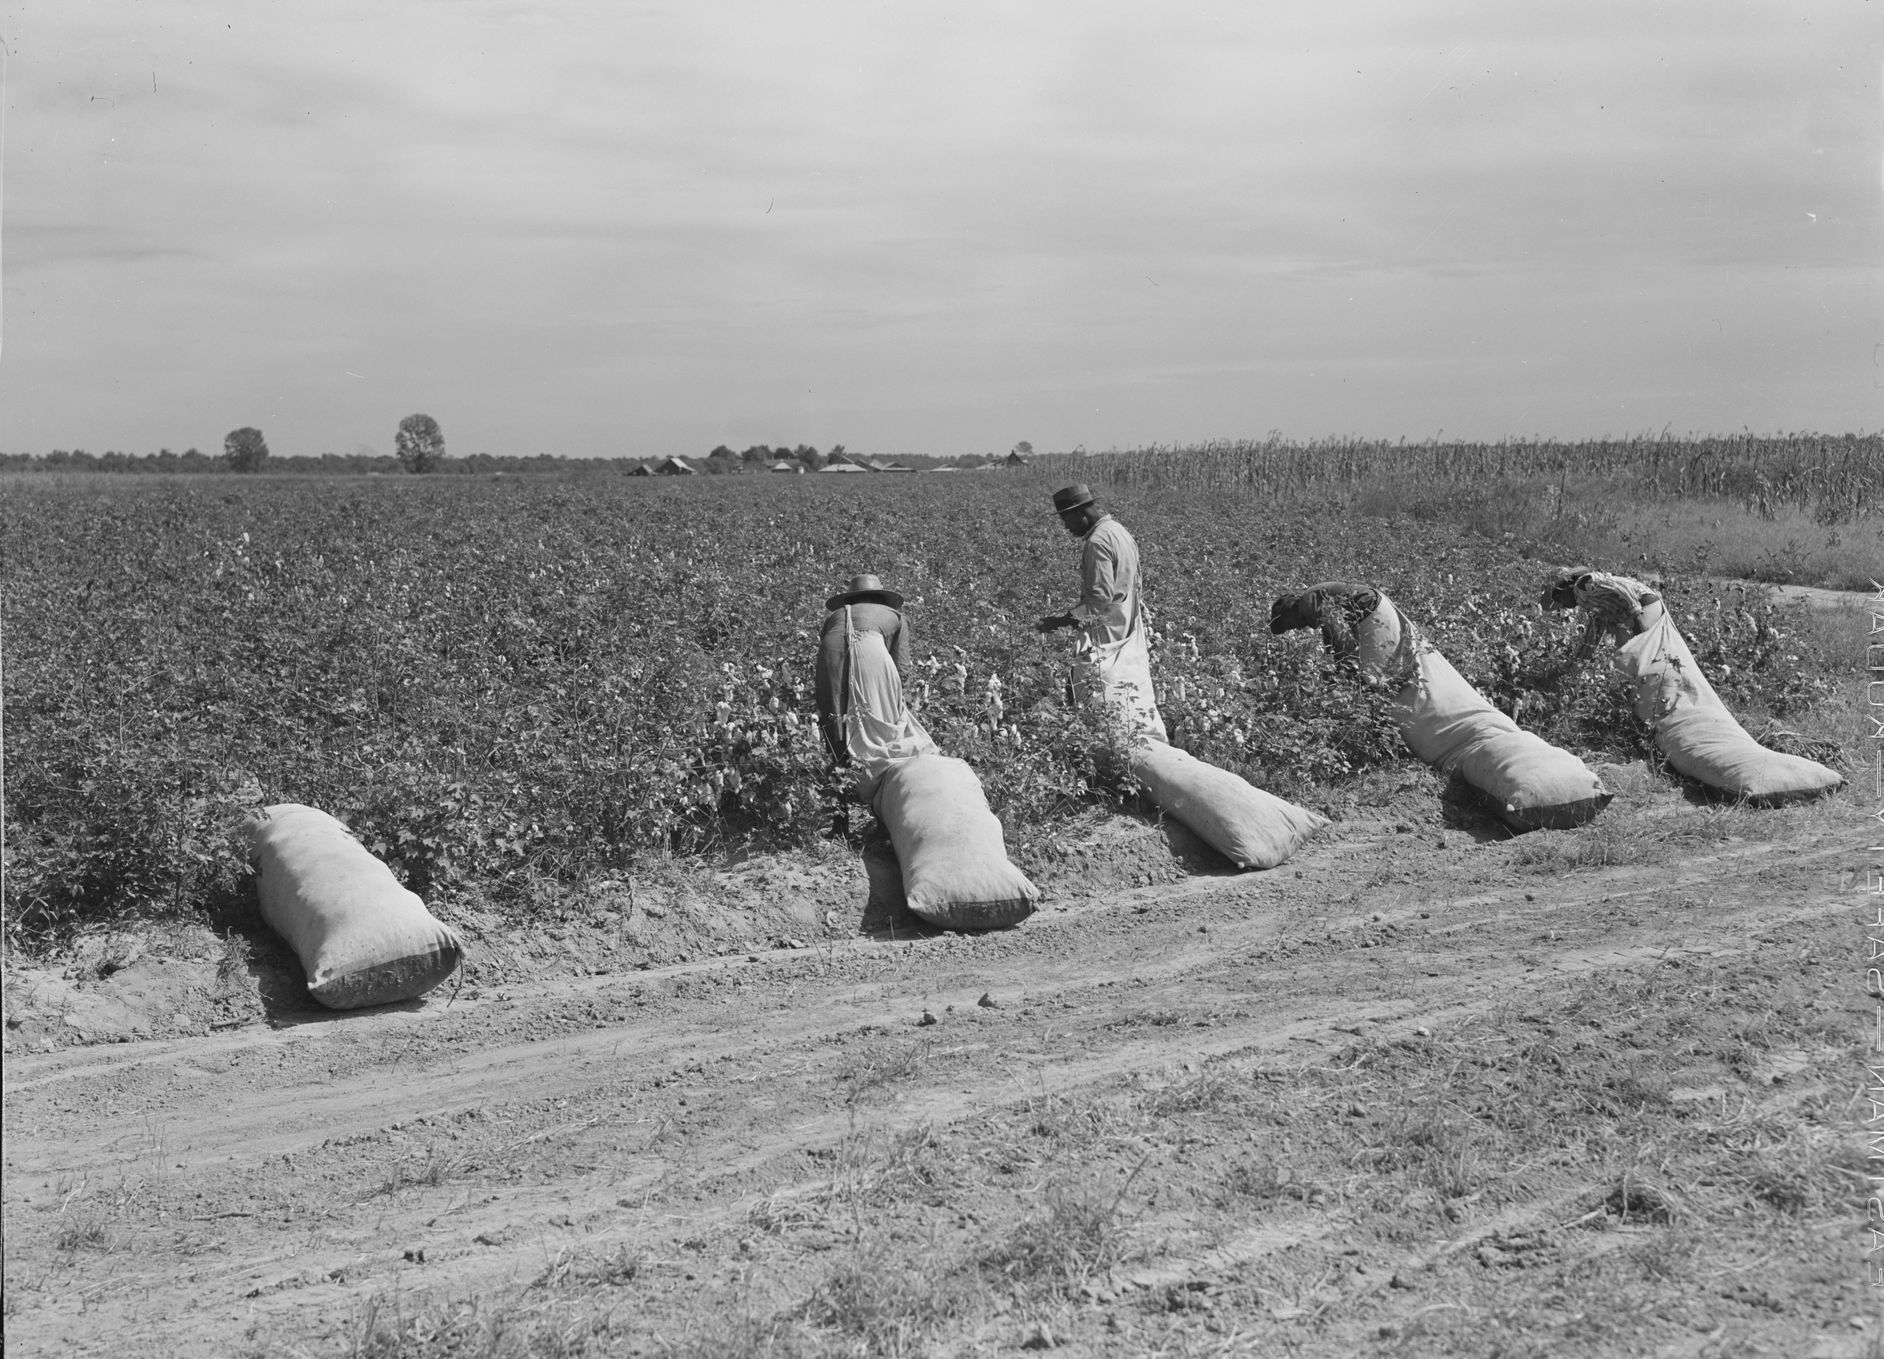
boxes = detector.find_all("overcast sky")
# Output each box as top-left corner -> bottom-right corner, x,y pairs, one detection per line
3,1 -> 1878,461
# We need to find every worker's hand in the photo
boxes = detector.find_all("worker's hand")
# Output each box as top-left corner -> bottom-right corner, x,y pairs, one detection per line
1034,613 -> 1076,634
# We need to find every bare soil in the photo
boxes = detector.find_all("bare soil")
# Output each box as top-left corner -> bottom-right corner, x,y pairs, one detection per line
3,762 -> 1874,1358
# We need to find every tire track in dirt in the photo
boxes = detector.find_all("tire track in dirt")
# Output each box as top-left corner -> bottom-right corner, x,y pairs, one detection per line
2,822 -> 1838,1102
2,833 -> 1850,1357
196,912 -> 1850,1347
3,834 -> 1843,1166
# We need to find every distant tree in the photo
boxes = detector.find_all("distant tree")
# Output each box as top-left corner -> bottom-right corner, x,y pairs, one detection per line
395,413 -> 447,473
739,444 -> 771,464
795,444 -> 824,470
1013,440 -> 1033,457
223,427 -> 269,473
709,444 -> 736,461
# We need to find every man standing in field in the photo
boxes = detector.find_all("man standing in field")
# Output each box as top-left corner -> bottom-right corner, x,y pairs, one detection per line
1035,484 -> 1167,741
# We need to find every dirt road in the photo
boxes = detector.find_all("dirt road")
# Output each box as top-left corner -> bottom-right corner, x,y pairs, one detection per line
3,768 -> 1872,1358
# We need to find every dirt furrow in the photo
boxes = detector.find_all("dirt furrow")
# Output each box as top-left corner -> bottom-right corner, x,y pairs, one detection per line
3,852 -> 1846,1357
5,829 -> 1840,1181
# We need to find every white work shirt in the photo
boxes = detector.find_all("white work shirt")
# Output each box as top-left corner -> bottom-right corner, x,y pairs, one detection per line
1067,514 -> 1143,648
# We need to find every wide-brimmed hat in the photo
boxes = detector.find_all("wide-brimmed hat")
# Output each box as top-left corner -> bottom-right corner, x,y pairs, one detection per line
826,573 -> 904,611
1050,484 -> 1096,515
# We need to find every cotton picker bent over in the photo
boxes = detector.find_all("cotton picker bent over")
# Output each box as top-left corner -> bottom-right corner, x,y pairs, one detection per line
1269,581 -> 1612,832
816,573 -> 1036,931
1541,566 -> 1843,805
813,573 -> 936,804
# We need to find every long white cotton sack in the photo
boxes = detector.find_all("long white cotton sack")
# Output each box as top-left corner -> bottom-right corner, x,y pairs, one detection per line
871,755 -> 1038,930
1619,609 -> 1842,804
1130,741 -> 1327,869
243,803 -> 463,1009
1390,649 -> 1614,831
1353,591 -> 1610,830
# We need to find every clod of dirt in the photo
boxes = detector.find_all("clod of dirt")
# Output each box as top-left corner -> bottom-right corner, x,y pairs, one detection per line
918,1010 -> 938,1027
977,992 -> 999,1009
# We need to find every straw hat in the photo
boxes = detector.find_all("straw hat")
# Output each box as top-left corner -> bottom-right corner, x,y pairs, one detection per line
826,573 -> 904,611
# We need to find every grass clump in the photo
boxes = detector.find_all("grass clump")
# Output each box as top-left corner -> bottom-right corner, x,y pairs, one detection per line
979,1163 -> 1146,1299
837,1041 -> 928,1105
52,1213 -> 114,1254
797,1240 -> 977,1359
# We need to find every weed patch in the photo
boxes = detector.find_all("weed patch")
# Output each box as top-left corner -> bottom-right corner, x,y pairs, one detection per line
979,1161 -> 1147,1299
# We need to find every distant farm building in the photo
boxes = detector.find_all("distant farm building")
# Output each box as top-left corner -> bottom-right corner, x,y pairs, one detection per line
867,458 -> 916,473
626,462 -> 653,477
769,459 -> 804,474
818,462 -> 868,474
654,456 -> 698,476
1005,449 -> 1030,466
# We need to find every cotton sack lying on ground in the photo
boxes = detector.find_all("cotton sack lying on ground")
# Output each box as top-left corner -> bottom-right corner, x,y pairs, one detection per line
1129,740 -> 1327,869
1391,646 -> 1615,831
871,754 -> 1038,930
243,804 -> 464,1009
1619,605 -> 1843,804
